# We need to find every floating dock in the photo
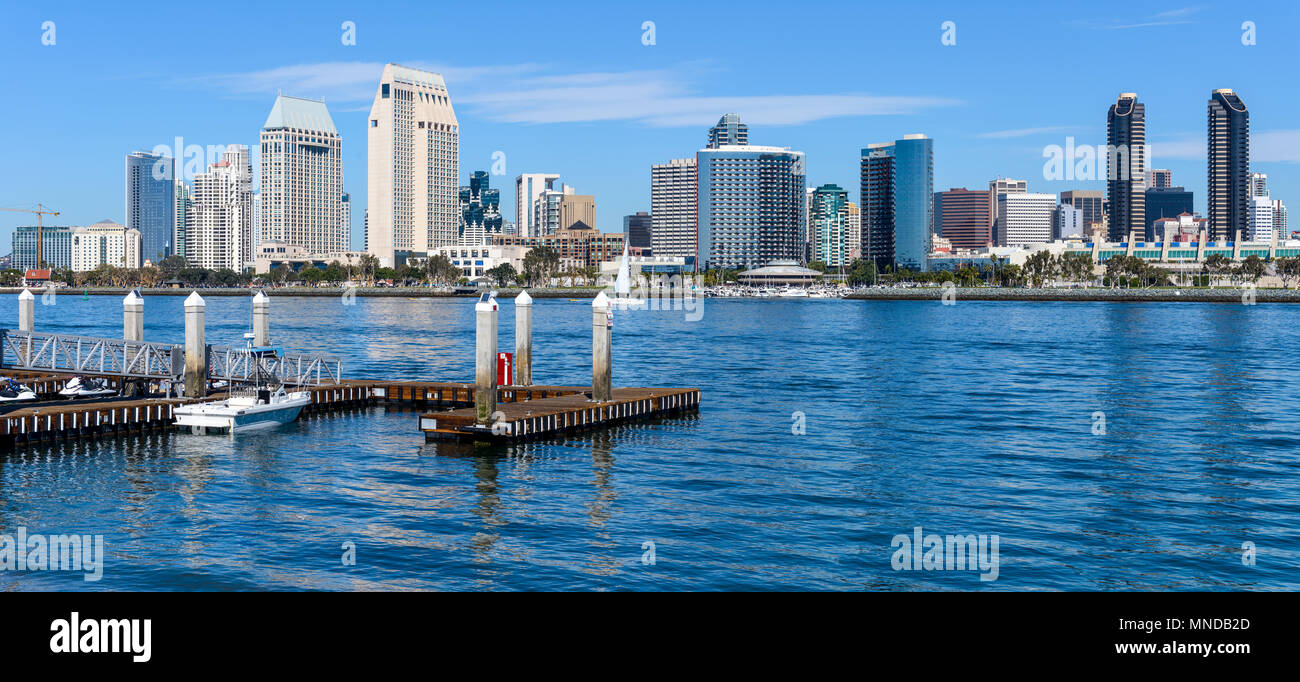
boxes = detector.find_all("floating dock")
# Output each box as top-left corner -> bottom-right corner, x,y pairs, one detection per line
420,387 -> 700,442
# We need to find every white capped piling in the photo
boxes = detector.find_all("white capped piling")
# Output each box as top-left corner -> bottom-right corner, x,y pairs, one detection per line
184,291 -> 206,398
592,291 -> 611,402
475,293 -> 499,425
515,290 -> 533,387
18,288 -> 34,332
123,289 -> 143,341
252,290 -> 269,346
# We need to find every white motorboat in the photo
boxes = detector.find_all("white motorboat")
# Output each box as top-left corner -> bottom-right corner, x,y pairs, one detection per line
174,386 -> 310,434
777,288 -> 810,298
174,339 -> 309,434
58,376 -> 118,398
0,378 -> 37,402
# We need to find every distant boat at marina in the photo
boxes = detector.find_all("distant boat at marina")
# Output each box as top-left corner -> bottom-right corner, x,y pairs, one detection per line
610,244 -> 646,308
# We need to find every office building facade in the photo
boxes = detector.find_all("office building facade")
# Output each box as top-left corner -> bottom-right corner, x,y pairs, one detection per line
697,144 -> 806,270
1207,88 -> 1250,240
125,151 -> 176,265
934,187 -> 991,250
861,135 -> 933,270
1106,93 -> 1147,241
650,158 -> 697,260
187,145 -> 254,271
260,94 -> 346,257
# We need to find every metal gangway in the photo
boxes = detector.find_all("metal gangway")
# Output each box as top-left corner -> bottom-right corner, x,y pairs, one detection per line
0,329 -> 342,386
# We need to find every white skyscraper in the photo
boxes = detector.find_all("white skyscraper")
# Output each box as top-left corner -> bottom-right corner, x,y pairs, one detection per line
996,193 -> 1056,247
1273,199 -> 1288,240
187,145 -> 253,271
260,94 -> 345,256
650,157 -> 697,260
1249,172 -> 1269,198
515,173 -> 561,238
1055,204 -> 1084,240
366,63 -> 459,267
1248,195 -> 1275,243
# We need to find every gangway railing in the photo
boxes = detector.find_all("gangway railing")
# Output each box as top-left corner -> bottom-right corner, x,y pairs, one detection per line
207,345 -> 342,386
0,329 -> 182,380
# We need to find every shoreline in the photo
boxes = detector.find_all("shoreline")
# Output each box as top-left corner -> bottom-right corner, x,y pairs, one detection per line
0,287 -> 603,298
843,287 -> 1300,303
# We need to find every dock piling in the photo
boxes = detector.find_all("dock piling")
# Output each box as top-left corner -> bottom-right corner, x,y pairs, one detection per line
592,292 -> 611,402
253,290 -> 269,346
515,290 -> 532,387
474,293 -> 498,425
123,289 -> 143,341
18,288 -> 33,332
184,291 -> 206,398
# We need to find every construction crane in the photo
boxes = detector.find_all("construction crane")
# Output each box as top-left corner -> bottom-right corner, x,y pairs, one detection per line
0,204 -> 60,270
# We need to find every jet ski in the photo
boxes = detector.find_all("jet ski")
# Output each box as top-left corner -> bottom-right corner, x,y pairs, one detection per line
58,376 -> 118,398
0,378 -> 37,402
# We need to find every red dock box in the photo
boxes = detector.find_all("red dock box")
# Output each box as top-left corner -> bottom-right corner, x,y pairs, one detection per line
497,352 -> 513,386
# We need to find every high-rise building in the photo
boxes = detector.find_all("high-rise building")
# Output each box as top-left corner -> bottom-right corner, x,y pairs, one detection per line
1273,200 -> 1288,239
515,173 -> 561,238
1144,186 -> 1194,240
1059,190 -> 1104,229
861,135 -> 933,270
933,187 -> 991,250
341,192 -> 351,249
624,212 -> 652,250
989,178 -> 1028,244
458,171 -> 503,245
650,158 -> 697,260
697,143 -> 805,270
260,94 -> 345,257
366,63 -> 459,267
809,184 -> 850,267
996,193 -> 1056,247
845,202 -> 861,261
71,220 -> 141,271
559,194 -> 596,231
532,184 -> 572,236
1248,196 -> 1275,243
1207,88 -> 1250,240
125,151 -> 176,265
1248,172 -> 1269,197
187,145 -> 253,271
707,113 -> 749,148
1055,204 -> 1084,240
1147,169 -> 1172,189
11,225 -> 75,270
1106,93 -> 1147,241
174,179 -> 190,261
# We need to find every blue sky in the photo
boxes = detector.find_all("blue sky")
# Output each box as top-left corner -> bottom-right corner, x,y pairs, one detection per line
1,1 -> 1297,251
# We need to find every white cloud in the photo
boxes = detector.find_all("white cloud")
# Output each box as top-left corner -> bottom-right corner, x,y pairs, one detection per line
185,62 -> 956,128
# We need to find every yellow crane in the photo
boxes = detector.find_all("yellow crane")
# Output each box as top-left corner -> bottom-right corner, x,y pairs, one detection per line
0,204 -> 60,270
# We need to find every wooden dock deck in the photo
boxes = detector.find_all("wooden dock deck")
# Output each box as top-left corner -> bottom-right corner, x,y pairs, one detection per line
419,387 -> 701,442
0,373 -> 700,449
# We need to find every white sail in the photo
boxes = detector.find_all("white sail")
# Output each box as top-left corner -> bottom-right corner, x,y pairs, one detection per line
615,244 -> 632,297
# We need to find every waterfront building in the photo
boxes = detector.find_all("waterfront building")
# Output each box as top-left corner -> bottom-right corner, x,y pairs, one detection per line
1207,88 -> 1250,240
1055,204 -> 1084,240
260,94 -> 346,257
860,135 -> 933,271
428,244 -> 531,281
125,151 -> 176,264
559,194 -> 596,231
707,113 -> 749,148
70,220 -> 141,271
934,187 -> 991,250
845,202 -> 861,261
1059,190 -> 1104,230
597,254 -> 690,284
11,225 -> 75,270
491,222 -> 625,269
650,158 -> 697,260
996,192 -> 1056,247
809,184 -> 850,267
187,145 -> 253,272
1106,93 -> 1147,241
253,241 -> 368,274
515,173 -> 561,238
458,170 -> 503,246
366,63 -> 459,267
1249,195 -> 1276,243
736,260 -> 822,286
1144,186 -> 1194,241
624,211 -> 652,251
989,178 -> 1028,246
698,143 -> 806,270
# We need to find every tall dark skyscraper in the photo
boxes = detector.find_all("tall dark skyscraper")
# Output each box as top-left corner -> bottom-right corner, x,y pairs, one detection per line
1207,88 -> 1250,241
706,113 -> 748,148
623,211 -> 652,250
1106,93 -> 1146,241
860,144 -> 896,269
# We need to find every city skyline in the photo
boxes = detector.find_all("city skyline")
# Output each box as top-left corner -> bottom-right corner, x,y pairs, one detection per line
2,3 -> 1298,254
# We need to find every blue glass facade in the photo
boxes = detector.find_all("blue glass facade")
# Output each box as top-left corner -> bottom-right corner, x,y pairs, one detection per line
862,136 -> 932,272
125,151 -> 175,264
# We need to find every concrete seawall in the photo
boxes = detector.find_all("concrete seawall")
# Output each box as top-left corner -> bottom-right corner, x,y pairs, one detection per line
845,287 -> 1300,303
0,287 -> 604,299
